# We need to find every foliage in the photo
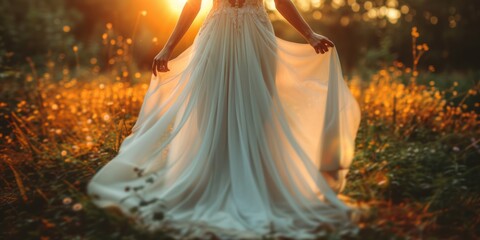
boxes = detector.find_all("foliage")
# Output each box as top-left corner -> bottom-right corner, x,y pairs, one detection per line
342,27 -> 480,239
0,18 -> 479,240
0,0 -> 81,67
2,0 -> 480,72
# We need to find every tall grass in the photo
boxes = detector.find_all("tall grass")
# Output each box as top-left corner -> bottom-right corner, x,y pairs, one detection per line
0,24 -> 479,239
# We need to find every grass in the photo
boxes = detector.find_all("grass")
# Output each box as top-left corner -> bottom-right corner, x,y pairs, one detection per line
1,27 -> 479,239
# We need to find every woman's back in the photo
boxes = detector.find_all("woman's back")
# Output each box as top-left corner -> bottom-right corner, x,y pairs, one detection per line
200,0 -> 270,34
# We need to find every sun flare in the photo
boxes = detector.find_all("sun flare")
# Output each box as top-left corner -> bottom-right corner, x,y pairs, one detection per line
167,0 -> 211,15
167,0 -> 187,13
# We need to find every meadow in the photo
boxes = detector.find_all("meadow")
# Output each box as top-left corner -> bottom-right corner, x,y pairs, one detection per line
1,22 -> 479,239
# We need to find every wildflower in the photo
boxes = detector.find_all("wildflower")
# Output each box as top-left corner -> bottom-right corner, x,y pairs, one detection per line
103,114 -> 111,122
61,150 -> 67,157
411,27 -> 419,38
453,146 -> 460,152
63,25 -> 71,33
72,203 -> 83,211
422,43 -> 429,51
63,197 -> 72,205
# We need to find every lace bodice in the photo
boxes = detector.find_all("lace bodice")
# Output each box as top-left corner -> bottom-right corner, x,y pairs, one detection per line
199,0 -> 269,34
212,0 -> 264,9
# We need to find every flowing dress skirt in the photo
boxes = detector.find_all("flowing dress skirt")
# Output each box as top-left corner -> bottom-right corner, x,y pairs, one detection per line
87,4 -> 362,239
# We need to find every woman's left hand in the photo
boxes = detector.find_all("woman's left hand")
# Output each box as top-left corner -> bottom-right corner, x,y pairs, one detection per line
306,32 -> 335,54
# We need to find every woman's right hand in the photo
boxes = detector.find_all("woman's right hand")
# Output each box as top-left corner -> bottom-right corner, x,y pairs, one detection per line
152,48 -> 173,76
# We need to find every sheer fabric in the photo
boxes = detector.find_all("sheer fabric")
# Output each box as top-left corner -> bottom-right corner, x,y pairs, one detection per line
87,0 -> 362,238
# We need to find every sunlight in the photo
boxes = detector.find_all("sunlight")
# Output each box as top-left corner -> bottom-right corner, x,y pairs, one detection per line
166,0 -> 211,15
167,0 -> 187,13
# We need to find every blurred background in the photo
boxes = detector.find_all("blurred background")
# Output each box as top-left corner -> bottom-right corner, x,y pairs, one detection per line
1,0 -> 479,75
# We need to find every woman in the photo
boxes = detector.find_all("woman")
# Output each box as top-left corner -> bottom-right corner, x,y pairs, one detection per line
87,0 -> 362,238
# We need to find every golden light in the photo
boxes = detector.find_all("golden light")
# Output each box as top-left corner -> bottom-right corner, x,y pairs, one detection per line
166,0 -> 211,15
167,0 -> 187,13
63,25 -> 71,33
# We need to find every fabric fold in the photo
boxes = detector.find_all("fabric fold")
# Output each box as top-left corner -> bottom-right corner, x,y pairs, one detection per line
87,1 -> 362,239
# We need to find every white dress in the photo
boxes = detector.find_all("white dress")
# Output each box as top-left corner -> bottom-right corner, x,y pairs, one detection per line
87,0 -> 362,238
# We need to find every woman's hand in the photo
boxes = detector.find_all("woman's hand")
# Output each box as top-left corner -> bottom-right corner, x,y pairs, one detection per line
306,32 -> 335,54
152,48 -> 173,76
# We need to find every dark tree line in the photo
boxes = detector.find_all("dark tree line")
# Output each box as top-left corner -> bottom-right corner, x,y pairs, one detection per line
1,0 -> 479,73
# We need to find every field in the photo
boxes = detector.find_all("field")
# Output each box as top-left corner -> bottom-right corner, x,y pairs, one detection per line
1,26 -> 479,239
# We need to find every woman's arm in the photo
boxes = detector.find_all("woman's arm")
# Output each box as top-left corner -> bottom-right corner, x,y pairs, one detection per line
274,0 -> 334,54
153,0 -> 202,76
